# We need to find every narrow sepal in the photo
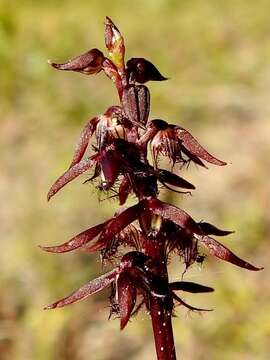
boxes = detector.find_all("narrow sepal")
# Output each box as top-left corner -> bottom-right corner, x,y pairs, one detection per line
44,268 -> 118,309
177,127 -> 227,166
39,222 -> 107,253
157,169 -> 195,190
68,117 -> 99,169
49,48 -> 105,75
172,293 -> 212,312
198,235 -> 263,271
198,222 -> 234,236
170,281 -> 214,293
117,273 -> 136,330
47,155 -> 98,201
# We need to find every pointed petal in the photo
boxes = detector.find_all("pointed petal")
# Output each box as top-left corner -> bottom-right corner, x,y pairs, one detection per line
198,235 -> 263,271
39,222 -> 107,253
68,117 -> 99,169
170,281 -> 214,293
49,48 -> 105,75
98,204 -> 142,245
157,169 -> 195,190
117,273 -> 137,330
44,268 -> 118,309
146,198 -> 202,235
198,222 -> 234,236
177,127 -> 226,166
172,293 -> 212,312
47,155 -> 98,201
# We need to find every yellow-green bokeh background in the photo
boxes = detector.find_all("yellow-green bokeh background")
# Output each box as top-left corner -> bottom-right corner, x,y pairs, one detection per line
1,1 -> 270,359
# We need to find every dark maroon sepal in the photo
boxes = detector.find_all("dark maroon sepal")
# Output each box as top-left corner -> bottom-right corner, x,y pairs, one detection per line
198,222 -> 234,236
198,235 -> 263,271
47,154 -> 99,201
170,281 -> 214,293
39,222 -> 107,253
44,268 -> 118,309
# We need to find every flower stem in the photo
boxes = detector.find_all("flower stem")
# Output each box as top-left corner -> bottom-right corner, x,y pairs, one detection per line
150,296 -> 176,360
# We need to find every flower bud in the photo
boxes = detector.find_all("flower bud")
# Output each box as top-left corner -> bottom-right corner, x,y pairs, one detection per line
126,58 -> 167,84
122,85 -> 150,127
105,16 -> 125,71
48,48 -> 105,75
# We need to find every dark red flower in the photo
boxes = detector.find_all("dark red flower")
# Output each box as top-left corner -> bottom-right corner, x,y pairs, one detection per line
139,119 -> 226,168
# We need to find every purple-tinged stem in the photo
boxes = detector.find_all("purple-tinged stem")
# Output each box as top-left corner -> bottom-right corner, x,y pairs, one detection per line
150,296 -> 176,360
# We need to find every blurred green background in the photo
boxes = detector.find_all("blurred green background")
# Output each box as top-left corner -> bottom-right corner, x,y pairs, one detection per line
1,0 -> 270,359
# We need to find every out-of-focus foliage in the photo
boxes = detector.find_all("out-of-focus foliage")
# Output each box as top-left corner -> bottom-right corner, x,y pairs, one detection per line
1,0 -> 270,359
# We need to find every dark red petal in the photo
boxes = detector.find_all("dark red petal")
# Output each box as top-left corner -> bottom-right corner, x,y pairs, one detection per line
172,293 -> 212,312
44,268 -> 118,309
198,235 -> 263,271
49,48 -> 104,75
177,127 -> 227,166
47,154 -> 98,201
68,117 -> 99,169
198,222 -> 234,236
118,176 -> 132,205
170,281 -> 214,293
157,169 -> 195,190
98,204 -> 142,245
146,198 -> 202,235
39,222 -> 107,253
117,273 -> 137,330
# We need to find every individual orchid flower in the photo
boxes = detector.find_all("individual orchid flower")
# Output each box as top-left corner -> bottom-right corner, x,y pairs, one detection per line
138,119 -> 226,168
44,251 -> 155,329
